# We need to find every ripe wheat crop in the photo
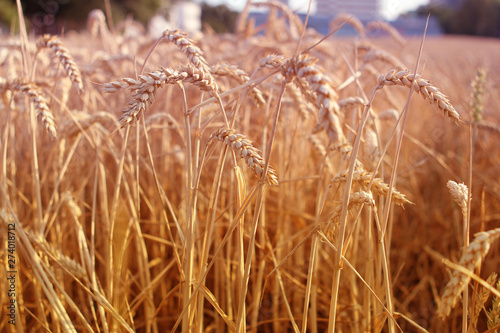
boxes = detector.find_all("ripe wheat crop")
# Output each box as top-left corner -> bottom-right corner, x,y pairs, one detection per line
1,4 -> 500,333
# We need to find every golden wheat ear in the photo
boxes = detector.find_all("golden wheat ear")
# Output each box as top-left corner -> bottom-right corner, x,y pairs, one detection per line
210,127 -> 279,186
36,35 -> 84,94
161,29 -> 211,73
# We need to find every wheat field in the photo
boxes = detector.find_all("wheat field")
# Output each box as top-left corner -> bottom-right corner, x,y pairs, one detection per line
1,4 -> 500,333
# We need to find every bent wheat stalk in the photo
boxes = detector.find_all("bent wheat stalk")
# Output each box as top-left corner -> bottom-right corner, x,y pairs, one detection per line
210,127 -> 279,186
36,34 -> 84,94
437,228 -> 500,318
161,29 -> 211,73
210,63 -> 265,106
105,66 -> 221,127
12,82 -> 57,138
376,68 -> 461,123
332,168 -> 412,206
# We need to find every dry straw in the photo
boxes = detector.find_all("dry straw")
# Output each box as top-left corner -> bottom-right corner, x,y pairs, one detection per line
210,127 -> 279,186
36,35 -> 84,94
437,228 -> 500,318
376,68 -> 461,123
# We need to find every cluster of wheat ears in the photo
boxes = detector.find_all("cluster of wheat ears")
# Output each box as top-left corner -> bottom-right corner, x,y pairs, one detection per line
1,1 -> 500,332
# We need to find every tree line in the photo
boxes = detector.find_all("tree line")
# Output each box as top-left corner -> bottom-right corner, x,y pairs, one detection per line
419,0 -> 500,37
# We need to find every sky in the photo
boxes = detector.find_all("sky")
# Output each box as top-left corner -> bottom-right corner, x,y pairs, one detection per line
196,0 -> 431,20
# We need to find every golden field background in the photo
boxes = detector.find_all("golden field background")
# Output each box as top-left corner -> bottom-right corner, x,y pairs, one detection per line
1,8 -> 500,332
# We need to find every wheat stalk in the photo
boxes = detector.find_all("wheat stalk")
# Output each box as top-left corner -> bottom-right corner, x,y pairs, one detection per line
259,54 -> 287,69
338,96 -> 366,110
178,65 -> 219,95
447,180 -> 469,221
332,168 -> 412,206
488,276 -> 500,332
376,68 -> 461,123
309,135 -> 334,174
11,82 -> 57,138
471,68 -> 486,123
210,127 -> 279,186
282,54 -> 346,144
36,35 -> 84,94
87,9 -> 107,38
210,63 -> 265,106
477,121 -> 500,134
106,68 -> 179,126
362,49 -> 405,70
366,20 -> 406,46
329,190 -> 375,223
161,29 -> 211,73
61,111 -> 117,138
471,273 -> 497,330
106,64 -> 221,126
251,0 -> 303,39
437,228 -> 500,318
330,13 -> 366,38
285,81 -> 313,119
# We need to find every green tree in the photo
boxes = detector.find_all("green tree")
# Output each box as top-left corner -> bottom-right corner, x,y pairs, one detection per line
201,3 -> 238,33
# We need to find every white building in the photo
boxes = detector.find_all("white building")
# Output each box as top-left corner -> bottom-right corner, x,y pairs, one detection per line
170,1 -> 202,33
316,0 -> 382,20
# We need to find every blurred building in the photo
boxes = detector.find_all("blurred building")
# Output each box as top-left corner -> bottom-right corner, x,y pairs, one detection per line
316,0 -> 382,20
